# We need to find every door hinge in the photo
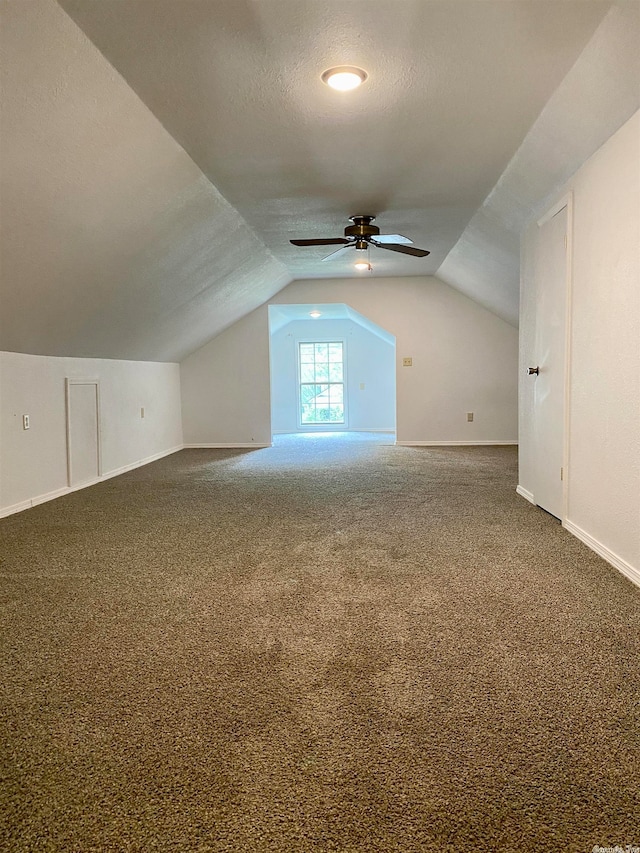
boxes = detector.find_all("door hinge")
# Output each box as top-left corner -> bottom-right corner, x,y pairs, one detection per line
560,467 -> 564,481
564,234 -> 568,250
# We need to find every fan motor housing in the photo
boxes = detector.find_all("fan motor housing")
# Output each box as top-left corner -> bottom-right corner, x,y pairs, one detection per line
345,215 -> 379,240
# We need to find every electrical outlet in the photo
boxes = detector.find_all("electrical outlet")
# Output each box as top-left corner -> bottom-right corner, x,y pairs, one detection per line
359,382 -> 365,390
140,407 -> 145,418
402,357 -> 413,367
467,412 -> 474,422
22,414 -> 30,430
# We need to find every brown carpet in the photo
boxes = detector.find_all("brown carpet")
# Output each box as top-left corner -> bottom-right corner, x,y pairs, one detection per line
1,434 -> 638,852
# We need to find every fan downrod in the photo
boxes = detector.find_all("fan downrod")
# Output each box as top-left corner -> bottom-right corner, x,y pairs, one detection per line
344,215 -> 380,241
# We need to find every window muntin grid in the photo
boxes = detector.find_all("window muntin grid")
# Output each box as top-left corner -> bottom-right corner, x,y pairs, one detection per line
299,342 -> 345,424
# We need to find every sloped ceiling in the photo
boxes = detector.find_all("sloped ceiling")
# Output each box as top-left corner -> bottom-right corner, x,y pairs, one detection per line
0,0 -> 290,362
269,304 -> 395,345
438,0 -> 640,322
1,0 -> 638,361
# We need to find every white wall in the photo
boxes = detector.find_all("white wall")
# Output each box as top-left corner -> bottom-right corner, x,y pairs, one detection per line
272,277 -> 518,445
270,318 -> 395,433
520,110 -> 640,581
0,351 -> 183,515
181,275 -> 518,445
180,306 -> 272,446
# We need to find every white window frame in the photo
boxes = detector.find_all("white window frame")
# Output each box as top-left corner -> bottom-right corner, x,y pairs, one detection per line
296,337 -> 348,431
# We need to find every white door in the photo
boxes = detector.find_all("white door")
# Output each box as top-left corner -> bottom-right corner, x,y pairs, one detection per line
66,380 -> 100,487
529,204 -> 568,518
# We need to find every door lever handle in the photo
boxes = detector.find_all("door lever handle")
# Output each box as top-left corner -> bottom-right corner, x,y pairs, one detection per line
528,366 -> 539,375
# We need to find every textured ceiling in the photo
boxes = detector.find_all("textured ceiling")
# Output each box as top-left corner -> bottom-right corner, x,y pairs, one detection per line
438,0 -> 640,322
1,0 -> 638,360
57,0 -> 612,281
0,0 -> 290,361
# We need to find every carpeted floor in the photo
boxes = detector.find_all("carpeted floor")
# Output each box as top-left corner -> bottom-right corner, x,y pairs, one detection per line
1,434 -> 638,852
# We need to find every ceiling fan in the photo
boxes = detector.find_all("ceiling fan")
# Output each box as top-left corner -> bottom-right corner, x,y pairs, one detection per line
290,215 -> 430,261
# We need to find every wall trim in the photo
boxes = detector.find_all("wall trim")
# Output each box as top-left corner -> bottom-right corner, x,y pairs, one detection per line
516,485 -> 536,504
31,486 -> 71,508
183,443 -> 272,449
564,519 -> 640,589
0,445 -> 183,518
271,429 -> 395,435
395,440 -> 518,446
0,499 -> 33,517
98,445 -> 184,481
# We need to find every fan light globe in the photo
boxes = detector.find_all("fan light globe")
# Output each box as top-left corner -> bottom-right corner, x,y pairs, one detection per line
354,261 -> 370,271
322,66 -> 367,91
309,310 -> 322,318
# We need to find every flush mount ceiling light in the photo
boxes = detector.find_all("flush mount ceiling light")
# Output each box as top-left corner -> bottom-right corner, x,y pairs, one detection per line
321,66 -> 368,91
309,310 -> 322,318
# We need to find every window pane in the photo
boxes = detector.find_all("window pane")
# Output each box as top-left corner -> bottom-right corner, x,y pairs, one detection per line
300,383 -> 322,404
315,343 -> 329,360
315,362 -> 329,381
299,344 -> 315,363
300,364 -> 315,382
329,363 -> 343,381
328,344 -> 343,362
329,385 -> 344,405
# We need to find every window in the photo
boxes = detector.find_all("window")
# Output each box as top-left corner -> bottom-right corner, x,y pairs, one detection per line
298,341 -> 344,425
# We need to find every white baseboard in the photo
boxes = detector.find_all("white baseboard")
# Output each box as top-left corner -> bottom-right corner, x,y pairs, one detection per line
0,445 -> 183,518
31,486 -> 73,508
395,440 -> 518,447
516,485 -> 536,505
563,519 -> 640,589
100,445 -> 184,481
0,498 -> 33,517
272,429 -> 395,435
183,443 -> 272,449
356,429 -> 396,434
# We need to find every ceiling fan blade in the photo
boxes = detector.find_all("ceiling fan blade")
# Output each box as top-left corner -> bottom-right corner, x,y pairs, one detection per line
372,241 -> 430,257
374,234 -> 413,244
322,245 -> 354,262
290,238 -> 350,247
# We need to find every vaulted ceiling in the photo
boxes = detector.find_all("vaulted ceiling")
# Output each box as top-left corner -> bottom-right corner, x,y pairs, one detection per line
1,0 -> 638,361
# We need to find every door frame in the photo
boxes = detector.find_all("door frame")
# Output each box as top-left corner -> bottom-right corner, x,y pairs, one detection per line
536,192 -> 573,522
65,378 -> 102,487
